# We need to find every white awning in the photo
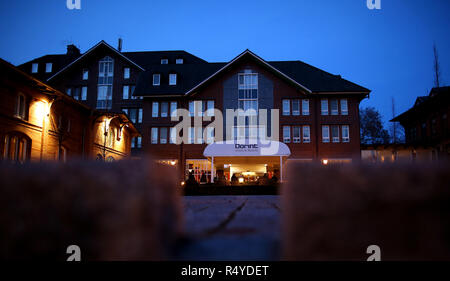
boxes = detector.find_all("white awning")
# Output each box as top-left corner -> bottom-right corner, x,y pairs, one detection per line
203,140 -> 291,157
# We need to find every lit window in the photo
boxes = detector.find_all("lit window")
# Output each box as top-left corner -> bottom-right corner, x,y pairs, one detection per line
197,101 -> 203,117
293,126 -> 301,143
3,134 -> 29,163
161,59 -> 168,64
81,86 -> 87,100
206,100 -> 215,116
138,108 -> 143,123
342,125 -> 350,143
128,108 -> 137,123
130,85 -> 136,99
169,74 -> 177,85
340,99 -> 348,115
330,99 -> 339,115
302,99 -> 309,115
152,102 -> 159,117
153,74 -> 160,86
15,93 -> 27,119
124,67 -> 130,79
322,125 -> 330,143
123,85 -> 129,99
321,99 -> 328,115
238,72 -> 258,116
169,127 -> 177,144
151,128 -> 158,144
32,63 -> 38,73
292,100 -> 300,116
170,102 -> 177,118
283,126 -> 291,143
176,58 -> 183,64
282,99 -> 290,116
82,69 -> 89,80
45,63 -> 52,73
160,128 -> 168,144
97,56 -> 114,109
189,101 -> 195,117
161,102 -> 168,117
303,125 -> 310,143
331,125 -> 340,143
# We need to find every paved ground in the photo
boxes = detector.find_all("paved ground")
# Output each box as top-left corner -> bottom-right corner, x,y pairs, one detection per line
176,195 -> 281,260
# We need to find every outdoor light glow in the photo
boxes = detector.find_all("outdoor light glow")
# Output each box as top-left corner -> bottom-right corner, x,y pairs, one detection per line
33,100 -> 48,123
170,160 -> 176,166
238,177 -> 244,183
181,181 -> 185,186
322,159 -> 328,165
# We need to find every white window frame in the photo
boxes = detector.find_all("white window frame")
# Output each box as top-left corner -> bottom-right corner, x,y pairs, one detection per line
330,99 -> 339,115
282,99 -> 290,116
170,102 -> 177,118
169,74 -> 177,85
122,85 -> 129,100
342,125 -> 350,143
331,125 -> 340,143
151,128 -> 158,144
81,86 -> 87,101
341,99 -> 348,115
292,99 -> 300,116
124,67 -> 130,79
152,102 -> 159,117
303,125 -> 311,143
302,99 -> 310,115
169,127 -> 176,144
31,63 -> 38,73
283,126 -> 291,143
322,125 -> 330,143
153,74 -> 160,86
160,127 -> 168,144
321,99 -> 329,115
161,102 -> 168,117
238,73 -> 258,116
293,126 -> 301,143
45,63 -> 52,73
97,56 -> 114,109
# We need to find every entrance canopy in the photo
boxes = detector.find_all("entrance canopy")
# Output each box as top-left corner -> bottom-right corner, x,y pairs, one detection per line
203,140 -> 291,157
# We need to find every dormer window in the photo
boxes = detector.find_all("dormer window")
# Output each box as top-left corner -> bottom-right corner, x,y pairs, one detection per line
45,63 -> 52,73
176,58 -> 183,64
153,74 -> 160,86
161,59 -> 168,64
31,63 -> 38,73
169,74 -> 177,85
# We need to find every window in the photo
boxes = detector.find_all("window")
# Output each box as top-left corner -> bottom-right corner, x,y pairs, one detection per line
151,128 -> 158,144
45,63 -> 52,73
169,74 -> 177,85
153,74 -> 160,86
129,85 -> 137,99
206,127 -> 214,144
189,101 -> 195,117
169,127 -> 177,144
138,108 -> 143,123
292,100 -> 300,116
123,85 -> 129,99
160,128 -> 168,144
170,102 -> 177,118
197,101 -> 204,117
238,72 -> 258,115
66,88 -> 72,96
282,99 -> 290,116
124,67 -> 130,79
321,99 -> 329,115
330,99 -> 338,115
303,125 -> 310,143
15,93 -> 27,119
132,137 -> 142,148
122,108 -> 128,115
342,125 -> 350,143
302,99 -> 309,115
161,102 -> 168,117
188,127 -> 195,144
152,102 -> 159,117
206,100 -> 215,117
73,88 -> 81,100
161,59 -> 168,64
331,125 -> 340,143
97,56 -> 114,109
196,127 -> 204,144
81,86 -> 87,100
176,58 -> 183,64
283,126 -> 291,143
128,108 -> 137,123
82,69 -> 89,80
293,126 -> 301,143
3,133 -> 30,163
340,99 -> 348,115
31,63 -> 38,73
322,125 -> 330,143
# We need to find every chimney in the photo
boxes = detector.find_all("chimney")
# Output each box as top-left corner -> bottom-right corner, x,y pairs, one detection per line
118,38 -> 123,52
67,44 -> 80,56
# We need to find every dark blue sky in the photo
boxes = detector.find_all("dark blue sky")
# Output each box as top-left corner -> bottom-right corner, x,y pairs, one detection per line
1,0 -> 449,125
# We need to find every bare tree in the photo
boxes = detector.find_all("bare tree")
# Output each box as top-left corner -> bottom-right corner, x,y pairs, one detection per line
433,43 -> 441,88
390,97 -> 404,144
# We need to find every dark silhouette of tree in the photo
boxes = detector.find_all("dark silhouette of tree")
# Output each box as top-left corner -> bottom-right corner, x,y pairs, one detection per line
360,107 -> 390,145
389,97 -> 405,144
433,43 -> 442,88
